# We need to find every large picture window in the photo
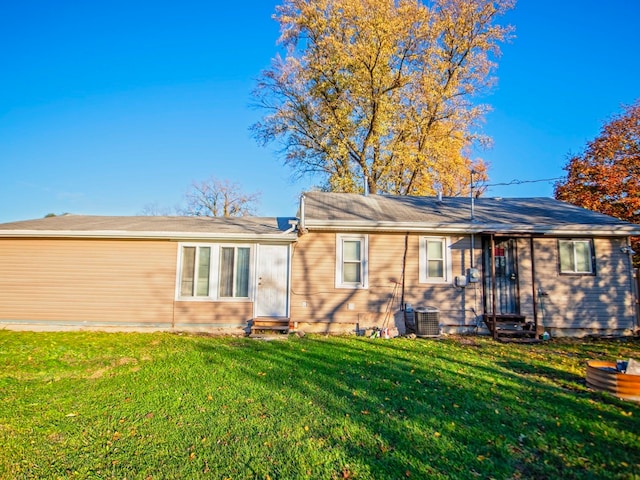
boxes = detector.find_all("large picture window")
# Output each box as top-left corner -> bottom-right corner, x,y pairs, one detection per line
178,244 -> 252,299
336,234 -> 368,288
419,236 -> 451,283
558,239 -> 594,274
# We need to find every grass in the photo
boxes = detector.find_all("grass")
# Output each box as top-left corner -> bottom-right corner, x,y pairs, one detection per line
0,332 -> 639,479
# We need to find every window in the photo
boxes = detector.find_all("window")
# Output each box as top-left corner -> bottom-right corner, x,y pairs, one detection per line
558,239 -> 594,274
336,235 -> 368,288
178,244 -> 252,299
219,246 -> 250,298
419,237 -> 451,283
180,246 -> 211,297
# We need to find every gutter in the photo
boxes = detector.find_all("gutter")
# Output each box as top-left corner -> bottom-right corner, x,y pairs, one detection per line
0,230 -> 299,242
301,221 -> 640,236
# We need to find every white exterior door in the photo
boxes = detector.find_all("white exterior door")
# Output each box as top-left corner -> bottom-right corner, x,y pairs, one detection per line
255,244 -> 290,318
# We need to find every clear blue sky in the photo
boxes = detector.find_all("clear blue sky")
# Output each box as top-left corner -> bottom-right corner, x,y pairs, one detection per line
1,0 -> 639,222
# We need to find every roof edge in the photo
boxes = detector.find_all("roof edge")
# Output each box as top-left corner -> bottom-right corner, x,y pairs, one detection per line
303,221 -> 640,236
0,230 -> 299,242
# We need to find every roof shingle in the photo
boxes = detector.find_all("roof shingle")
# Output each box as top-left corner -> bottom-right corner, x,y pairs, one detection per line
0,215 -> 298,240
301,192 -> 640,235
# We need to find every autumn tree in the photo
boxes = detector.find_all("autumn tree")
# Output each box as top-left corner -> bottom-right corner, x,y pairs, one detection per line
179,177 -> 261,217
252,0 -> 513,196
555,100 -> 640,265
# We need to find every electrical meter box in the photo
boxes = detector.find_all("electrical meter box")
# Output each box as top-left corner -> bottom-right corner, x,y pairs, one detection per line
467,268 -> 480,283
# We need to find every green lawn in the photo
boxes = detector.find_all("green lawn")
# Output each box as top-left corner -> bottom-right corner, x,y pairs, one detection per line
0,331 -> 638,479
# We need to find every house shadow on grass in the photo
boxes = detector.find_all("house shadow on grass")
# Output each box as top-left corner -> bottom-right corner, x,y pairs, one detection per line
193,336 -> 640,479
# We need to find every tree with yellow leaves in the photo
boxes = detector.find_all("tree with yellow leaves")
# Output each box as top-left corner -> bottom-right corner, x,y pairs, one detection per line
252,0 -> 514,195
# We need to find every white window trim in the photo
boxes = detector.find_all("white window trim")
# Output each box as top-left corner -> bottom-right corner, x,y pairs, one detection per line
175,243 -> 254,301
558,239 -> 595,275
419,236 -> 452,284
335,234 -> 368,289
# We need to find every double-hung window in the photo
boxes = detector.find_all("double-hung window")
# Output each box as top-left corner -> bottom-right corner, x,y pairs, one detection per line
419,236 -> 451,283
558,239 -> 594,274
336,234 -> 368,288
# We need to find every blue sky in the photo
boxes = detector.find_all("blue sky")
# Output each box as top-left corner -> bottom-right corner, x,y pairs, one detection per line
1,1 -> 639,222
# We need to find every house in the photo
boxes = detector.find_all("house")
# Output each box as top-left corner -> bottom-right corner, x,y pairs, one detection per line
1,192 -> 639,338
0,215 -> 297,334
290,192 -> 640,338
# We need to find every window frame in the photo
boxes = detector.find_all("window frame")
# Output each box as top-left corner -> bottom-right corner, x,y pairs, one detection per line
557,239 -> 596,275
176,243 -> 254,301
335,234 -> 368,289
419,236 -> 452,284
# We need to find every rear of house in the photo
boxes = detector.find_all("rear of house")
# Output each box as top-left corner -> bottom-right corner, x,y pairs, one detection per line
290,192 -> 640,338
0,215 -> 297,333
1,193 -> 638,338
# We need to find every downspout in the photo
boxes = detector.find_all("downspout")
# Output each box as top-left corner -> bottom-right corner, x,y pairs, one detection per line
490,234 -> 497,340
626,236 -> 640,331
400,232 -> 408,311
530,236 -> 539,332
635,267 -> 640,331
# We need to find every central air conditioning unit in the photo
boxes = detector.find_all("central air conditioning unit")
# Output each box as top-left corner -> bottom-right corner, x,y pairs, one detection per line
414,307 -> 440,337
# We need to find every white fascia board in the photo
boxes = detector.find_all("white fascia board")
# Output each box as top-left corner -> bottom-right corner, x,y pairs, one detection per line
0,230 -> 299,242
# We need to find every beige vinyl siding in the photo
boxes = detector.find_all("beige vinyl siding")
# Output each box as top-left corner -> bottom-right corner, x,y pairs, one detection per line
292,231 -> 637,336
174,301 -> 252,330
291,232 -> 356,323
403,235 -> 481,327
0,239 -> 176,327
291,232 -> 481,331
0,238 -> 177,329
528,237 -> 636,334
0,237 -> 253,333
